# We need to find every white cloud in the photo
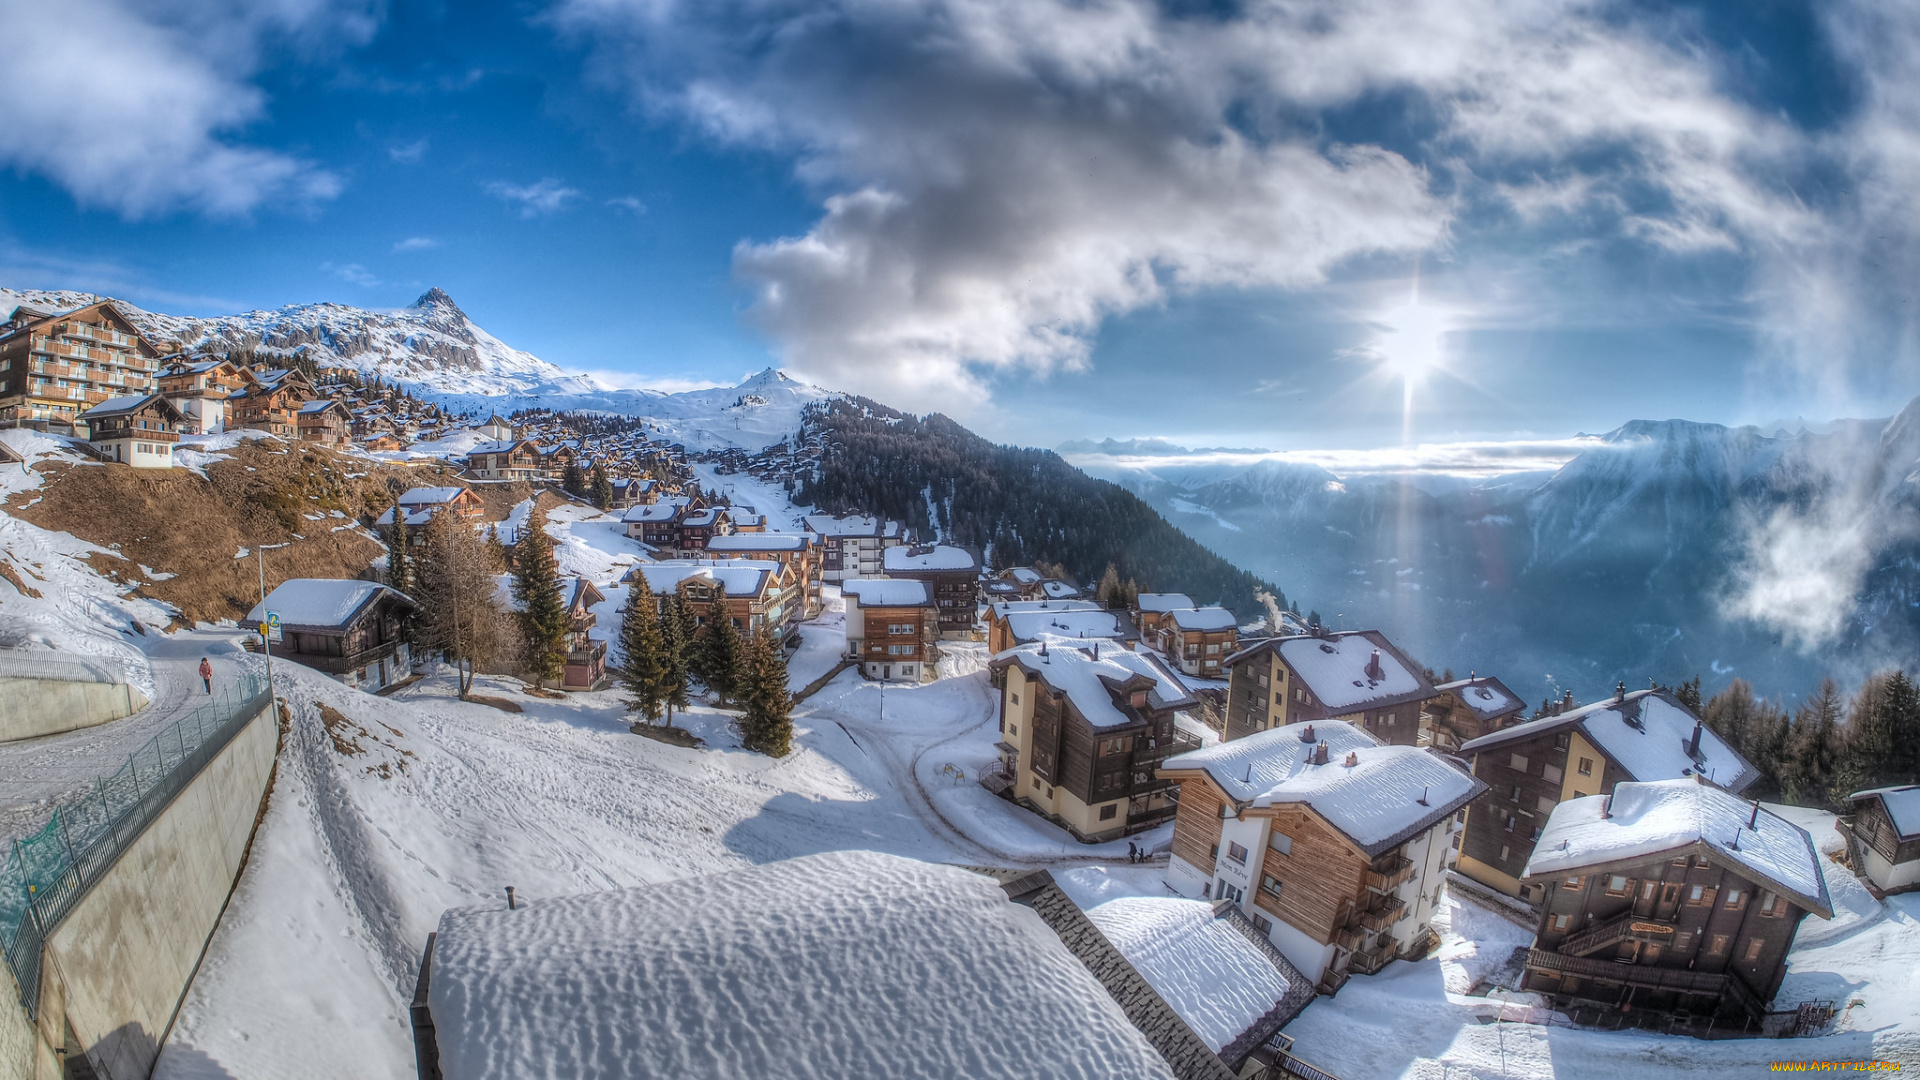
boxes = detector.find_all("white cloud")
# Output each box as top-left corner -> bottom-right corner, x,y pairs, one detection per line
0,0 -> 368,218
556,0 -> 1920,420
389,139 -> 429,164
392,237 -> 440,253
606,195 -> 647,214
1061,436 -> 1603,479
484,178 -> 584,218
323,262 -> 379,287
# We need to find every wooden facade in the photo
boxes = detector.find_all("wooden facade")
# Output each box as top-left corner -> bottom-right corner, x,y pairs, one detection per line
562,579 -> 609,691
157,356 -> 248,434
1841,786 -> 1920,893
298,398 -> 353,446
0,301 -> 166,433
882,544 -> 980,638
1221,630 -> 1436,746
1419,675 -> 1525,752
231,370 -> 316,438
80,394 -> 186,469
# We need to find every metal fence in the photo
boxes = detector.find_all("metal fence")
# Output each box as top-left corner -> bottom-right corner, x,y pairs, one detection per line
0,671 -> 271,1018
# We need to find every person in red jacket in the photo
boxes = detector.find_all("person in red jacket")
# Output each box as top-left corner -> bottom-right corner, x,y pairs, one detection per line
199,656 -> 213,694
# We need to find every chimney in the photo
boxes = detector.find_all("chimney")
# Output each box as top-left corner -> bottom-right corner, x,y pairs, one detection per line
1615,681 -> 1627,703
1687,721 -> 1703,759
505,886 -> 517,910
1366,649 -> 1384,681
1599,794 -> 1612,819
1343,751 -> 1359,768
1092,642 -> 1100,660
1311,742 -> 1330,766
1301,724 -> 1316,743
1562,689 -> 1574,711
1748,802 -> 1760,830
1417,786 -> 1430,806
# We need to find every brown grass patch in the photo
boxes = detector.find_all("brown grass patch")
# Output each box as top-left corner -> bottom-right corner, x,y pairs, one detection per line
318,703 -> 368,757
460,694 -> 523,713
0,562 -> 41,598
629,723 -> 703,748
10,439 -> 433,624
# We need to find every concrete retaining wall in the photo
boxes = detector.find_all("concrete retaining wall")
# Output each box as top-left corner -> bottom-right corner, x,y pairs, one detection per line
0,677 -> 150,743
4,700 -> 277,1080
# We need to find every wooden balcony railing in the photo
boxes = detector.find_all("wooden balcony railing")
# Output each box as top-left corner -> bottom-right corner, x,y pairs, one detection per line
1365,853 -> 1415,891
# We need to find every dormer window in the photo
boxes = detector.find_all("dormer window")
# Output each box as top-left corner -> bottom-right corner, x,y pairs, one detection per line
1130,689 -> 1147,708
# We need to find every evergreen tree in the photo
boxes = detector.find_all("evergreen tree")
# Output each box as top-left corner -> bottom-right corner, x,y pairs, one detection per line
561,461 -> 586,498
1781,680 -> 1844,807
485,524 -> 509,571
512,505 -> 572,689
1883,670 -> 1920,784
659,585 -> 696,725
739,627 -> 793,757
590,465 -> 614,510
384,504 -> 412,594
699,583 -> 743,704
1674,675 -> 1702,714
620,573 -> 669,723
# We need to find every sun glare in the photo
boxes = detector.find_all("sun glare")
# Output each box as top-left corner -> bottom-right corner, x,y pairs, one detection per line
1370,301 -> 1451,383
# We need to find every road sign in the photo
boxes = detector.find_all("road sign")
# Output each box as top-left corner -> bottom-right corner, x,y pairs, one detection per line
264,611 -> 282,644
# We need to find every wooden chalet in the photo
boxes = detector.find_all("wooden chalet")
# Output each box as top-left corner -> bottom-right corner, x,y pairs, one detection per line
987,640 -> 1200,842
985,598 -> 1129,653
801,513 -> 906,581
1162,607 -> 1239,678
1132,592 -> 1197,639
246,579 -> 416,693
231,368 -> 316,438
365,432 -> 407,452
157,355 -> 248,434
1520,777 -> 1832,1026
0,300 -> 166,434
1419,674 -> 1526,752
841,578 -> 936,682
1221,629 -> 1436,746
79,393 -> 186,469
1159,721 -> 1485,993
378,486 -> 487,529
881,543 -> 981,638
1841,785 -> 1920,893
562,579 -> 609,691
1454,687 -> 1758,902
466,439 -> 546,480
297,398 -> 353,446
625,560 -> 800,640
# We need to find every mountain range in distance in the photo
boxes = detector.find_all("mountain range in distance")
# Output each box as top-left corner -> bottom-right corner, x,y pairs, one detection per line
5,283 -> 1909,702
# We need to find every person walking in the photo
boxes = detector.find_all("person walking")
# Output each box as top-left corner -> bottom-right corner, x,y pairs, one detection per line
199,656 -> 213,694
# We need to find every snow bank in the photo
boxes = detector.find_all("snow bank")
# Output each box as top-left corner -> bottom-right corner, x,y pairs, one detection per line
428,851 -> 1176,1080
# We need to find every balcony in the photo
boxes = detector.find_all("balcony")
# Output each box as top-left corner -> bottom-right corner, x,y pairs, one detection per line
1352,893 -> 1406,932
1349,934 -> 1399,975
1332,923 -> 1367,952
1524,948 -> 1763,1018
1365,854 -> 1415,891
1558,911 -> 1676,959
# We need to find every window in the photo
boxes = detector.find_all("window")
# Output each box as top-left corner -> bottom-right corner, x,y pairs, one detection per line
1531,825 -> 1543,842
888,622 -> 915,635
1552,913 -> 1571,931
1011,692 -> 1020,705
1509,753 -> 1528,772
887,644 -> 913,655
1269,833 -> 1293,856
1510,785 -> 1523,803
1274,691 -> 1285,706
1099,804 -> 1118,821
1227,842 -> 1248,864
1259,873 -> 1285,898
1760,891 -> 1784,917
1641,881 -> 1656,900
1503,815 -> 1517,833
1498,844 -> 1511,863
1008,724 -> 1018,737
1253,913 -> 1274,934
1577,757 -> 1594,776
1384,712 -> 1397,726
1710,934 -> 1730,955
1744,938 -> 1764,962
1536,795 -> 1557,814
1553,732 -> 1571,750
1688,884 -> 1706,904
1564,875 -> 1583,890
1606,875 -> 1630,896
1675,932 -> 1692,952
1543,763 -> 1563,783
1724,887 -> 1746,910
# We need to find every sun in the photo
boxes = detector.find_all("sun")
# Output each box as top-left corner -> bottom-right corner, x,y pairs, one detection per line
1369,301 -> 1452,384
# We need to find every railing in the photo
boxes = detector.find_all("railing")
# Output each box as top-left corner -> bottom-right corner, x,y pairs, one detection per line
0,671 -> 270,1018
1558,911 -> 1673,958
1527,948 -> 1765,1019
1354,893 -> 1405,931
1349,934 -> 1398,975
1365,853 -> 1414,891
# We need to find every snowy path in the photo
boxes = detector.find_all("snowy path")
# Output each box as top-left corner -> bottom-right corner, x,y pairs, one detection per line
0,631 -> 262,839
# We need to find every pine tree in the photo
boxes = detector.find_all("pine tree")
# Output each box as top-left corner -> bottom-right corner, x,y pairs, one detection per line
590,465 -> 614,510
485,524 -> 508,571
512,505 -> 571,689
699,583 -> 743,704
1883,670 -> 1920,784
1845,674 -> 1896,788
740,627 -> 793,757
659,586 -> 696,725
1674,676 -> 1702,714
1781,680 -> 1843,807
620,573 -> 669,723
561,461 -> 586,498
384,504 -> 412,594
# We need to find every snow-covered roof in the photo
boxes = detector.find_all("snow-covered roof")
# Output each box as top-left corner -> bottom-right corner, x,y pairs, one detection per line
1135,593 -> 1196,614
622,503 -> 682,523
467,439 -> 532,456
991,638 -> 1194,729
1848,785 -> 1920,839
803,513 -> 886,537
883,544 -> 978,573
1524,778 -> 1832,918
991,598 -> 1104,619
1086,897 -> 1300,1055
398,486 -> 467,507
78,393 -> 159,418
1001,609 -> 1133,645
626,561 -> 773,597
245,579 -> 411,630
1043,580 -> 1083,599
297,399 -> 343,415
375,507 -> 436,527
426,851 -> 1178,1080
1459,690 -> 1757,793
1161,720 -> 1485,856
1168,607 -> 1237,632
1006,567 -> 1043,584
1266,632 -> 1432,713
704,533 -> 809,553
841,578 -> 931,607
1435,676 -> 1523,720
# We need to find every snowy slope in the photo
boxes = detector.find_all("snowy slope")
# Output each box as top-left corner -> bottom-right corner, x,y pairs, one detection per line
0,286 -> 840,451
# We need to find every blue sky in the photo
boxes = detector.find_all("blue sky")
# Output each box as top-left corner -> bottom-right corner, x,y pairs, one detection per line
3,0 -> 1918,451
